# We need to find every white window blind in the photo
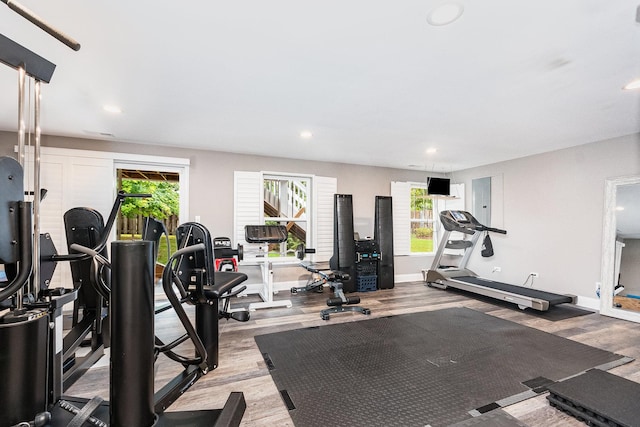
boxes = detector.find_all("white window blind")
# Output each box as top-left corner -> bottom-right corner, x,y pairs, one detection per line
313,176 -> 337,261
391,181 -> 411,256
233,171 -> 262,258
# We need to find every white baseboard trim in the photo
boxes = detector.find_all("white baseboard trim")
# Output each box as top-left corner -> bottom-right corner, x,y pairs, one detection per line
575,295 -> 600,312
395,273 -> 424,283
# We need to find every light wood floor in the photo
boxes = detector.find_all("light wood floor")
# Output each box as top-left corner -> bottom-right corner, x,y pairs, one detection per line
66,280 -> 640,427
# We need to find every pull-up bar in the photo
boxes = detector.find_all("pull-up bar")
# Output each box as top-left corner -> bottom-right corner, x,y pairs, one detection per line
0,34 -> 55,82
1,0 -> 81,51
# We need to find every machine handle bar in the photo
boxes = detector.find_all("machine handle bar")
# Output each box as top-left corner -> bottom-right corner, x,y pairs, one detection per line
69,243 -> 111,266
171,242 -> 206,259
90,192 -> 152,255
475,225 -> 507,234
52,192 -> 152,262
161,242 -> 209,368
69,243 -> 111,299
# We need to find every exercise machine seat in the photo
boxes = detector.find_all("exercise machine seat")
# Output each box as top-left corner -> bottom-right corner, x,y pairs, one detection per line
204,271 -> 249,300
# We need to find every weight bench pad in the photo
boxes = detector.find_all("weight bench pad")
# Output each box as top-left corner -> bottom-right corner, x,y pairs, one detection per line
300,262 -> 350,281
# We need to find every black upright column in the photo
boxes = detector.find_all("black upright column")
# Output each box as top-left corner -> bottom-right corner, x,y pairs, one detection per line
374,196 -> 395,289
110,241 -> 156,427
196,302 -> 218,372
330,194 -> 356,292
0,312 -> 48,427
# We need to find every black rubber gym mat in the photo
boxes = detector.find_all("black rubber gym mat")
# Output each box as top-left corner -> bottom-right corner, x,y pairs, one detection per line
254,307 -> 628,427
547,368 -> 640,427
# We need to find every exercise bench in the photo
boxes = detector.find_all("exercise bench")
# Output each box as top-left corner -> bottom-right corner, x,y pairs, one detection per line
298,262 -> 371,320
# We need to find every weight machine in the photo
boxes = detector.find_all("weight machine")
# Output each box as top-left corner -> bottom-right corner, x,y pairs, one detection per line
244,225 -> 293,311
201,227 -> 294,312
47,191 -> 150,390
0,8 -> 246,424
47,239 -> 247,426
291,194 -> 394,319
0,14 -> 80,424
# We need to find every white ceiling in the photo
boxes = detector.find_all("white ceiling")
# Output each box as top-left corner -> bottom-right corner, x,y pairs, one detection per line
1,1 -> 640,172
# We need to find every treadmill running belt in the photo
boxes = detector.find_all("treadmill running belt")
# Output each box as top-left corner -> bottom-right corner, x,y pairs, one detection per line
455,277 -> 573,306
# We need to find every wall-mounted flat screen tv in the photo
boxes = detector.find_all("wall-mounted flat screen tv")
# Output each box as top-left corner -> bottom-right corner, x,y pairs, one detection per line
427,177 -> 450,196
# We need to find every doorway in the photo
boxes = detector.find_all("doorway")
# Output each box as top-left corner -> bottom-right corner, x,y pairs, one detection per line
116,168 -> 180,266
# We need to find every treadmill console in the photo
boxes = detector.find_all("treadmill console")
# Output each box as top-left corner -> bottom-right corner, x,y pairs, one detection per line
440,210 -> 480,234
450,211 -> 468,223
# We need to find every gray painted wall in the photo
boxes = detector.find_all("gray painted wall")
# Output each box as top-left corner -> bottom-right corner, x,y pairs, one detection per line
2,131 -> 640,300
0,131 -> 436,282
452,134 -> 640,300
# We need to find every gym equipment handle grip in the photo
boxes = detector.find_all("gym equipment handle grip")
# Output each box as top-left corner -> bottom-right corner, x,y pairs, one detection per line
70,243 -> 99,258
484,226 -> 507,234
2,0 -> 81,51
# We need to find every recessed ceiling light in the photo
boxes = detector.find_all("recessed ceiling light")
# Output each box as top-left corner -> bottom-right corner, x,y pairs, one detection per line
623,79 -> 640,90
616,206 -> 625,211
426,148 -> 437,154
103,105 -> 122,114
427,2 -> 464,26
300,130 -> 313,139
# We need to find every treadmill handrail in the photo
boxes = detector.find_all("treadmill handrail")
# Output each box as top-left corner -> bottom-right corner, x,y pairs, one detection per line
440,210 -> 507,235
474,224 -> 507,234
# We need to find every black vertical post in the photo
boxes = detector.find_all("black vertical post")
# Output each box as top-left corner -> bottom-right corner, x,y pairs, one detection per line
375,196 -> 395,289
110,241 -> 156,427
196,303 -> 218,371
330,194 -> 356,292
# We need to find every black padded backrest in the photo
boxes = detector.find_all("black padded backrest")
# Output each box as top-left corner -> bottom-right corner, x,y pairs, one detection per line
64,207 -> 106,309
175,222 -> 216,289
244,225 -> 288,243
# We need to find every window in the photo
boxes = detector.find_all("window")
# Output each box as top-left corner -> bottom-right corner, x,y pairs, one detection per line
234,171 -> 336,261
410,185 -> 435,253
263,174 -> 310,258
391,181 -> 464,256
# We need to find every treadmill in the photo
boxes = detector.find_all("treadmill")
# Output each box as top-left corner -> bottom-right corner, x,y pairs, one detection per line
424,210 -> 575,311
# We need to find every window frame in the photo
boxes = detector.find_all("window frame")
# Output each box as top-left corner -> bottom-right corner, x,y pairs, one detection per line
234,170 -> 336,264
391,180 -> 464,257
409,183 -> 438,255
262,173 -> 311,260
